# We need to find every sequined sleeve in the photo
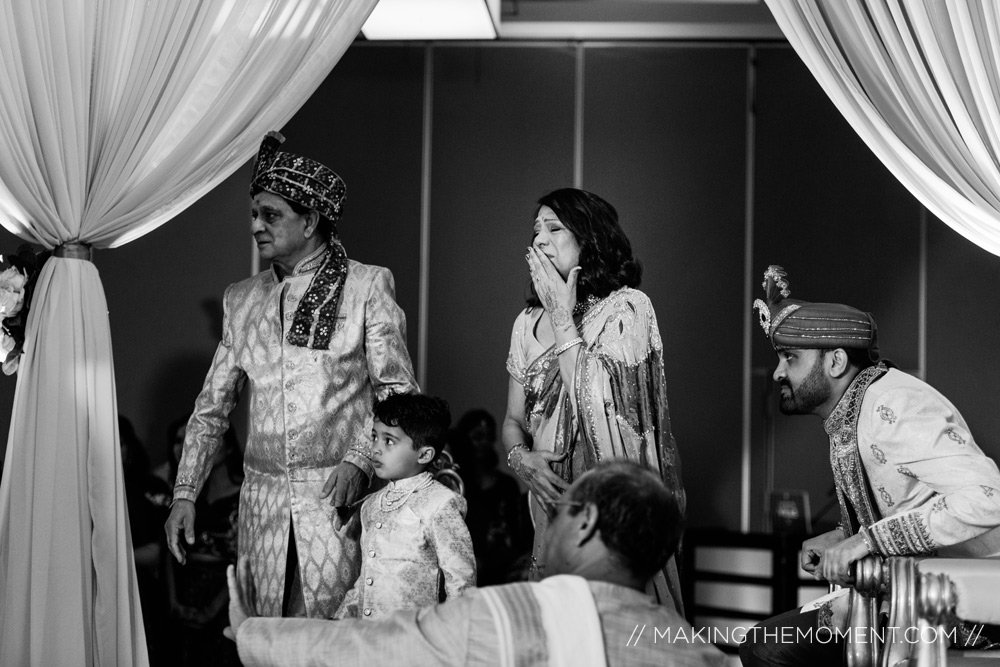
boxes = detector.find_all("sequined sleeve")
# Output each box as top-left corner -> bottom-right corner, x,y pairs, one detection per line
237,593 -> 488,666
505,310 -> 529,384
863,385 -> 1000,556
362,267 -> 418,400
431,494 -> 477,600
174,284 -> 247,503
344,268 -> 419,473
574,290 -> 685,513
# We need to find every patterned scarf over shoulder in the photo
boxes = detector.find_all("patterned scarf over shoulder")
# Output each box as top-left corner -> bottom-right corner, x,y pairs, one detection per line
250,131 -> 349,350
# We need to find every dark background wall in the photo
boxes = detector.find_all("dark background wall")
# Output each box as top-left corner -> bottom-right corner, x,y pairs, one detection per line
1,41 -> 998,534
749,45 -> 925,532
582,45 -> 749,532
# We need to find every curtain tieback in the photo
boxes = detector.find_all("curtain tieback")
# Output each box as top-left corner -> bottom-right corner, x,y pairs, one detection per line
54,242 -> 93,261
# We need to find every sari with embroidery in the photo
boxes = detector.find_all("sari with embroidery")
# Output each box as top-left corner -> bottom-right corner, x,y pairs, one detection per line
506,287 -> 685,613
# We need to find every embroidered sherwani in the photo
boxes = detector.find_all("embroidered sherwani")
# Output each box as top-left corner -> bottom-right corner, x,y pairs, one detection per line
334,472 -> 476,620
174,245 -> 418,618
819,365 -> 1000,629
826,366 -> 1000,554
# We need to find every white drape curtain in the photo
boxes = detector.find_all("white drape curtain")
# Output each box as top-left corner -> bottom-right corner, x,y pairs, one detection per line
764,0 -> 1000,257
0,1 -> 378,665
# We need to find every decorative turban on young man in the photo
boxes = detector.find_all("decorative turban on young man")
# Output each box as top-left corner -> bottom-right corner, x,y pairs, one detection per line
250,130 -> 347,223
752,265 -> 879,360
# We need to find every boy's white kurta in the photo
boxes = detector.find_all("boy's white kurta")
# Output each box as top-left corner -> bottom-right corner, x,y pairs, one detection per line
174,245 -> 418,618
335,472 -> 476,619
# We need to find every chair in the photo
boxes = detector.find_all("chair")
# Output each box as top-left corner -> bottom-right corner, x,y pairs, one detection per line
845,556 -> 1000,667
911,558 -> 1000,667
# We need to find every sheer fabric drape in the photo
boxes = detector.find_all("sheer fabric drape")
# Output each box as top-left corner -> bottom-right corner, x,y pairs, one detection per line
0,1 -> 377,665
764,0 -> 1000,256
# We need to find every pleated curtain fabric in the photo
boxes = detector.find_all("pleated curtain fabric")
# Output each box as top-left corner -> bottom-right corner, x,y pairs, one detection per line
0,1 -> 378,665
764,0 -> 1000,257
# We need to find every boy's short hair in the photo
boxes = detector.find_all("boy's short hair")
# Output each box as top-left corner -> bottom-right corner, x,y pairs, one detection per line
373,393 -> 451,456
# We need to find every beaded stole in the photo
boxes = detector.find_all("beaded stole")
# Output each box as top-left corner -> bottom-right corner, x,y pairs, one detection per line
286,241 -> 348,350
824,362 -> 888,536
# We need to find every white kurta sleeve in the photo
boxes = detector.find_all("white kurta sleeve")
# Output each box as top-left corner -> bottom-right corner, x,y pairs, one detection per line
237,592 -> 489,667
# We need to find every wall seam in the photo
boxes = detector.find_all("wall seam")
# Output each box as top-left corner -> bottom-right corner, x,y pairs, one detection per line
418,44 -> 434,390
741,44 -> 758,534
918,206 -> 927,380
574,42 -> 585,188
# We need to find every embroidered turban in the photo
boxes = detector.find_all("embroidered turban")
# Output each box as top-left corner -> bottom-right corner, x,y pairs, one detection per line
250,131 -> 346,222
752,265 -> 879,359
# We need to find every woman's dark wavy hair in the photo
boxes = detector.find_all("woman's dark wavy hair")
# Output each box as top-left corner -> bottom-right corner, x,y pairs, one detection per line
527,188 -> 642,307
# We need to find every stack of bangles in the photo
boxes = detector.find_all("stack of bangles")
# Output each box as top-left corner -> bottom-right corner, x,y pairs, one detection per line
507,443 -> 529,468
552,337 -> 583,356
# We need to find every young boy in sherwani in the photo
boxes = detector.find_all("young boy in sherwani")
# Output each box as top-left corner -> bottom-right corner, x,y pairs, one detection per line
334,393 -> 476,620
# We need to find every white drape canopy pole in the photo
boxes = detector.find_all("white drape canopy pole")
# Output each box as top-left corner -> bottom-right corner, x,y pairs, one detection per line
764,0 -> 1000,257
0,1 -> 378,664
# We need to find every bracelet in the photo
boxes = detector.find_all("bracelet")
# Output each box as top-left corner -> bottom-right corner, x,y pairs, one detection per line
859,525 -> 878,555
507,444 -> 529,468
552,337 -> 584,356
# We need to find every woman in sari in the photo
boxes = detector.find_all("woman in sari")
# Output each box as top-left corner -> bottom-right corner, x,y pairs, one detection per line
502,188 -> 685,613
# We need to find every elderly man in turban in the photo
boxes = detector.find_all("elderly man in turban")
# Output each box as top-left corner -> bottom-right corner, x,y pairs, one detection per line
165,132 -> 418,619
740,266 -> 1000,667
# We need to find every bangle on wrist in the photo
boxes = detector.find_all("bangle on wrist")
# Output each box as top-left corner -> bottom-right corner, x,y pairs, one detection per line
552,337 -> 584,356
507,444 -> 529,468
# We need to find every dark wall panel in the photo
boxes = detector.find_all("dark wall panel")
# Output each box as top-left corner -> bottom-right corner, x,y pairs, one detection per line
427,46 -> 576,427
751,46 -> 924,531
282,46 -> 425,367
583,46 -> 749,530
99,166 -> 253,460
926,217 -> 1000,462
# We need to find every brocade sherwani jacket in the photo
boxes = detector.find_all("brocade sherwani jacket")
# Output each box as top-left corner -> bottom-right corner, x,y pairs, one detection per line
334,472 -> 476,620
820,365 -> 1000,629
826,366 -> 1000,554
174,245 -> 418,618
